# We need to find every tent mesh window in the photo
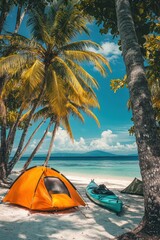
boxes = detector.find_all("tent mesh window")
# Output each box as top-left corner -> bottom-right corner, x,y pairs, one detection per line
44,177 -> 70,196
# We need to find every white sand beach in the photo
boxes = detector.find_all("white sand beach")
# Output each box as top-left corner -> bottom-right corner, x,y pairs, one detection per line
0,173 -> 144,240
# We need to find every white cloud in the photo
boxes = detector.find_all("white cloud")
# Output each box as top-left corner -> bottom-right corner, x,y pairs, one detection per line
88,130 -> 137,154
87,41 -> 121,62
90,130 -> 117,147
52,127 -> 87,152
16,127 -> 137,156
30,127 -> 137,155
13,127 -> 137,155
101,42 -> 121,57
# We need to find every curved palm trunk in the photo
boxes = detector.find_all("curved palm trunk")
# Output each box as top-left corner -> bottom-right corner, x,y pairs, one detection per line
19,120 -> 45,159
14,5 -> 28,33
44,121 -> 59,167
5,60 -> 49,178
0,5 -> 32,178
5,106 -> 24,164
22,120 -> 52,172
115,0 -> 160,236
7,105 -> 37,174
0,123 -> 7,181
7,80 -> 46,175
0,76 -> 7,180
0,99 -> 6,157
8,120 -> 44,174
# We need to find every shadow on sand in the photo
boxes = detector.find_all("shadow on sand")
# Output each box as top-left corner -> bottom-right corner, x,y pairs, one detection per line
0,180 -> 144,240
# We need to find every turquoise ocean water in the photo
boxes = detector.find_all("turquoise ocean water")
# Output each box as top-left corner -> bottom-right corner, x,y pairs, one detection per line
14,156 -> 141,180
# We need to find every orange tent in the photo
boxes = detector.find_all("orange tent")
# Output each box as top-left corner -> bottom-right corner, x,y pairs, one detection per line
3,166 -> 85,211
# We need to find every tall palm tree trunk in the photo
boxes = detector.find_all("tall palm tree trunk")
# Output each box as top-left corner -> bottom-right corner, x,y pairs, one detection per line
5,106 -> 24,165
14,5 -> 28,33
0,124 -> 7,181
0,1 -> 29,164
22,120 -> 52,172
0,99 -> 6,158
115,0 -> 160,236
7,78 -> 46,175
7,105 -> 37,174
8,120 -> 44,174
0,76 -> 7,181
19,120 -> 44,160
44,121 -> 59,167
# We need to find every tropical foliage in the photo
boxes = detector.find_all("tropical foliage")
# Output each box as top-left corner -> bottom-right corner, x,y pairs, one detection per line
0,1 -> 110,179
110,34 -> 160,134
79,0 -> 159,46
1,0 -> 160,238
84,1 -> 160,135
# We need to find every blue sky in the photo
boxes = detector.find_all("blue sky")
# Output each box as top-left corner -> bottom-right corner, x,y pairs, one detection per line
6,9 -> 137,155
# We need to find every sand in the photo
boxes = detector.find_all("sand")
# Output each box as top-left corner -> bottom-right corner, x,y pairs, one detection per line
0,173 -> 144,240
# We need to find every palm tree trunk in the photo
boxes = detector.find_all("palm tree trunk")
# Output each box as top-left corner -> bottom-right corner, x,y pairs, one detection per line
0,124 -> 7,181
0,77 -> 7,180
22,120 -> 52,171
0,99 -> 6,161
7,80 -> 46,175
7,105 -> 38,174
14,5 -> 28,33
19,120 -> 45,159
44,121 -> 59,167
5,106 -> 24,164
115,0 -> 160,236
6,60 -> 50,177
8,120 -> 44,174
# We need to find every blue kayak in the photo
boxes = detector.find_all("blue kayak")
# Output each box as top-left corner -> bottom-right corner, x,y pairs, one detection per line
86,180 -> 123,213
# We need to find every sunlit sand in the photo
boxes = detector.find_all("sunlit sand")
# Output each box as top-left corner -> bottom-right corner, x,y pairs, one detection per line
0,172 -> 144,240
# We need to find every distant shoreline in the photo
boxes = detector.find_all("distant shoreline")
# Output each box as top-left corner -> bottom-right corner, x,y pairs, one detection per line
13,156 -> 141,180
13,155 -> 139,161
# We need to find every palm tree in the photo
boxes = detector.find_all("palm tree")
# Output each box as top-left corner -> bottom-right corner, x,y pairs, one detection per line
0,2 -> 110,180
0,76 -> 42,176
115,0 -> 160,237
43,93 -> 100,167
22,118 -> 53,171
22,79 -> 100,170
14,0 -> 46,33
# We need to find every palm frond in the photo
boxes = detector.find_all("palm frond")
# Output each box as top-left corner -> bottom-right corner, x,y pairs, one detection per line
61,116 -> 74,141
1,77 -> 19,99
67,91 -> 86,107
66,58 -> 99,89
65,81 -> 99,109
32,107 -> 50,121
50,4 -> 89,47
76,76 -> 97,98
83,93 -> 100,108
46,69 -> 67,117
60,40 -> 100,51
66,102 -> 84,122
21,60 -> 44,97
53,56 -> 84,94
27,9 -> 47,44
82,108 -> 100,127
63,50 -> 111,76
19,110 -> 32,123
0,34 -> 45,57
0,54 -> 32,77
